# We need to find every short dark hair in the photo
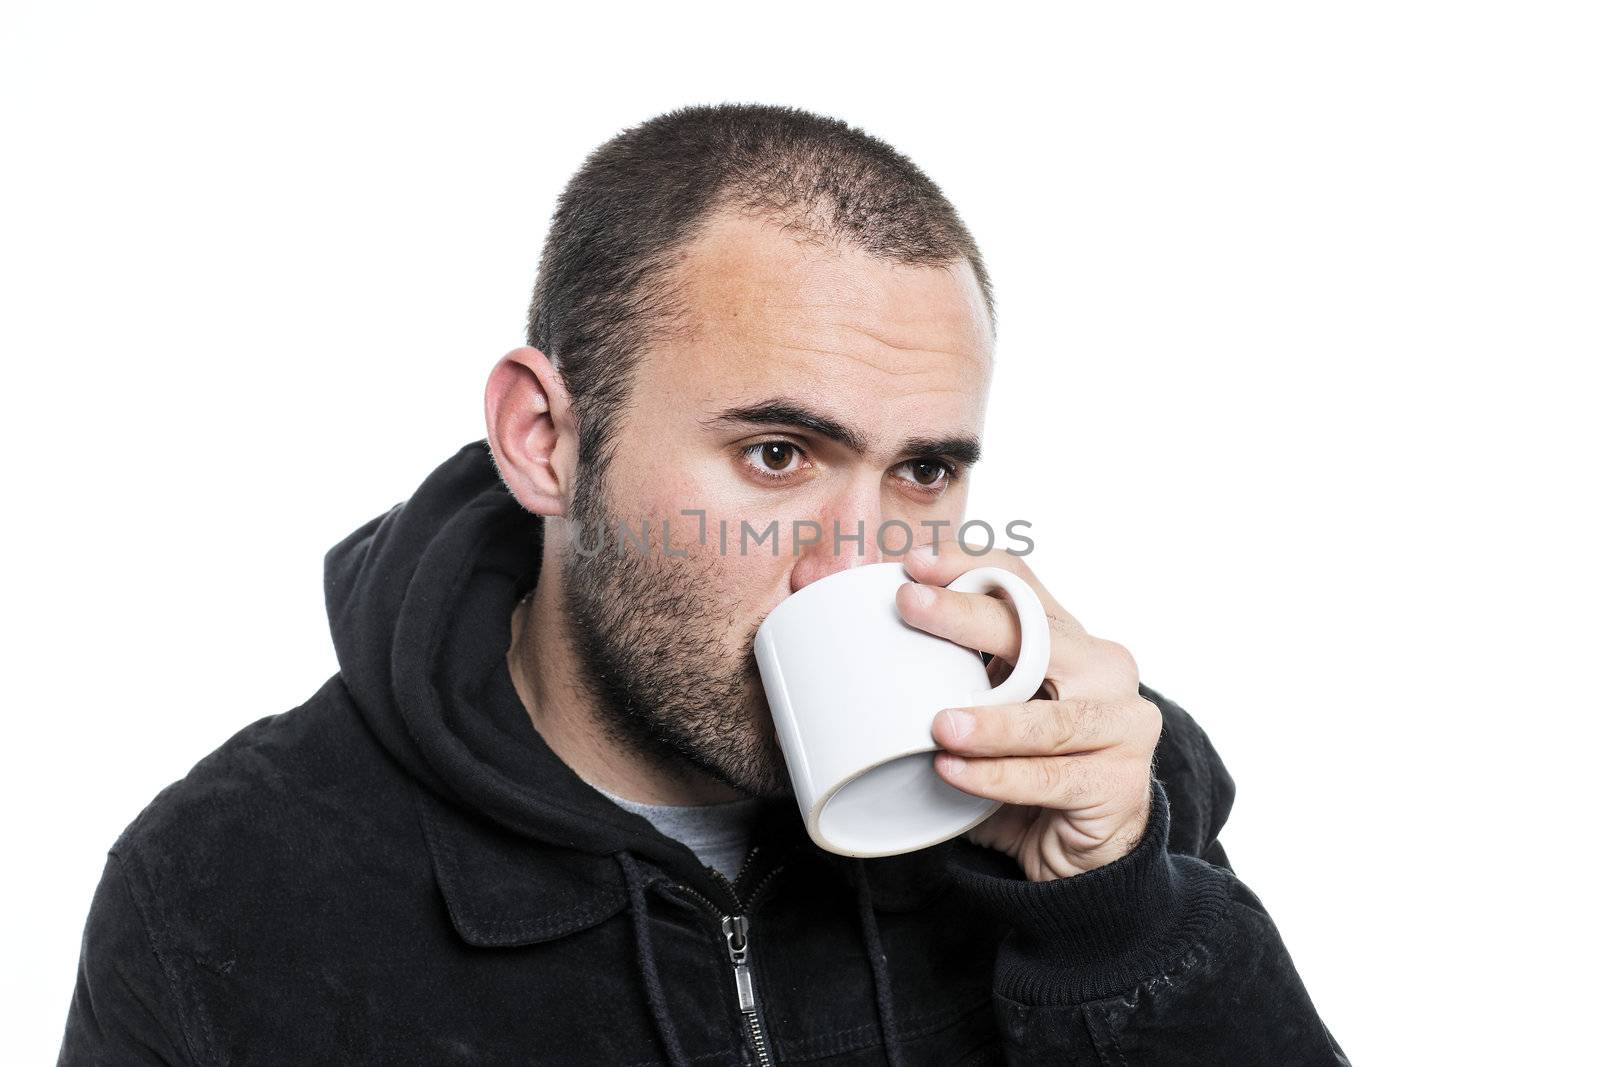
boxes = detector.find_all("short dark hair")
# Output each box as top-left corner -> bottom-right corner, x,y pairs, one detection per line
527,102 -> 994,477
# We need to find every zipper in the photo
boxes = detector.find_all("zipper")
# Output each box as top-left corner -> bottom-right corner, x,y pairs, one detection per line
718,841 -> 764,903
722,914 -> 773,1067
671,847 -> 788,1067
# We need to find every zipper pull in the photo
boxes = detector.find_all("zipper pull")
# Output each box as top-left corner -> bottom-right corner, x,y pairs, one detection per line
721,914 -> 756,1012
721,914 -> 775,1067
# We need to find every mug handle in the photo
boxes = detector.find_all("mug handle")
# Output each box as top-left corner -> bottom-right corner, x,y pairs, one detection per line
943,566 -> 1052,707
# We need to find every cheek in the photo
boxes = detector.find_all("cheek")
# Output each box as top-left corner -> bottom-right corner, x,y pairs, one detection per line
616,488 -> 786,621
629,463 -> 783,559
679,523 -> 795,642
600,459 -> 718,549
600,446 -> 791,610
692,534 -> 791,618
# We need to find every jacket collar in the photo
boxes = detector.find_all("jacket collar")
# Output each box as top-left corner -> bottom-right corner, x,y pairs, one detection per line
414,779 -> 634,947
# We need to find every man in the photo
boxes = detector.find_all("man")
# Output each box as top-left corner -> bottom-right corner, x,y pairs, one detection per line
59,103 -> 1347,1065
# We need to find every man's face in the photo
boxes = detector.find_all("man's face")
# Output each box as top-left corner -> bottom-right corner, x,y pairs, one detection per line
562,209 -> 994,799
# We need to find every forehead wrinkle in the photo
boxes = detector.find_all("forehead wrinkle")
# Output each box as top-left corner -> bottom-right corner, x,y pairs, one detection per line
752,339 -> 974,380
705,315 -> 989,382
836,319 -> 992,374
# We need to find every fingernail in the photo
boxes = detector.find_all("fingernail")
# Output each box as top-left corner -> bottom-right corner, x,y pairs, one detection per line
939,754 -> 967,776
939,708 -> 975,742
905,582 -> 935,608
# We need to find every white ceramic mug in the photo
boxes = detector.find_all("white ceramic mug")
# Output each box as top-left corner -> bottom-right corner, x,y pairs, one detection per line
754,561 -> 1051,857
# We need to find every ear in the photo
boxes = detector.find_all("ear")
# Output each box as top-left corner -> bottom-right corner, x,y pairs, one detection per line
484,346 -> 577,516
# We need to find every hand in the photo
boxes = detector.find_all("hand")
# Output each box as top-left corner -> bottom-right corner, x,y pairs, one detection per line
896,545 -> 1162,882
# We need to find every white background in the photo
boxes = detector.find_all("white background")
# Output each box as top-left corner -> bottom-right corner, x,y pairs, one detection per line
4,3 -> 1596,1062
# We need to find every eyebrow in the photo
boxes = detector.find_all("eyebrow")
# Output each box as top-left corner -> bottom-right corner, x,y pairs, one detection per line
707,400 -> 982,466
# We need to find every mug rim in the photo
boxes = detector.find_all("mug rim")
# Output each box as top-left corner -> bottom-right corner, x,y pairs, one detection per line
807,743 -> 1003,857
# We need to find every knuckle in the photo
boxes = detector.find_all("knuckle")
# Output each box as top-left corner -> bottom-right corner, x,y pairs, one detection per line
1032,758 -> 1067,798
1018,704 -> 1055,749
1045,701 -> 1078,753
1024,710 -> 1049,751
960,588 -> 998,630
1059,763 -> 1095,805
1063,697 -> 1104,741
1096,638 -> 1140,681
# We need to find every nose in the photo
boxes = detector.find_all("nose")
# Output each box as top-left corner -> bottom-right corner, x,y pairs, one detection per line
787,483 -> 886,593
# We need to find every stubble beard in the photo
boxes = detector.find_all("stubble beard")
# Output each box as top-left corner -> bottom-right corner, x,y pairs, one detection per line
560,464 -> 792,800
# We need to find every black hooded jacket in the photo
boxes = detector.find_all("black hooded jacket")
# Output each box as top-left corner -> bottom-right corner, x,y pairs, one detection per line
58,442 -> 1348,1065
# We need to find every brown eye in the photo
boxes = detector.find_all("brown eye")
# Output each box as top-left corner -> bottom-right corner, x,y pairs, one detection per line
909,460 -> 946,486
741,441 -> 807,480
760,443 -> 797,471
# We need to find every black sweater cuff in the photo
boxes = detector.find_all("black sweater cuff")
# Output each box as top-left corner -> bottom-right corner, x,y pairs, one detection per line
941,779 -> 1234,1006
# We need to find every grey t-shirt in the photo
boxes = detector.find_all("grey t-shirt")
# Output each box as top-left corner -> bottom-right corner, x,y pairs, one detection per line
592,783 -> 764,884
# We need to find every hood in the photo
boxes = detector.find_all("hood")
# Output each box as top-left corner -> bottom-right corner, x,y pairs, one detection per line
324,440 -> 807,881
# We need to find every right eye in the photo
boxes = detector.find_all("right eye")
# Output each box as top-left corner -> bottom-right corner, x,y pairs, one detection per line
739,441 -> 810,481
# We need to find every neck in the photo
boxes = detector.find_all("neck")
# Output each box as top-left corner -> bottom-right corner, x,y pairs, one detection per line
506,547 -> 742,807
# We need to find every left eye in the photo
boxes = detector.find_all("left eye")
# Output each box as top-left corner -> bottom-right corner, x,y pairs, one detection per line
896,459 -> 951,488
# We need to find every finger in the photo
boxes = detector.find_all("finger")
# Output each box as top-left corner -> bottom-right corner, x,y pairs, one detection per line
932,751 -> 1107,810
902,587 -> 1116,692
896,580 -> 1023,662
902,540 -> 1035,589
930,696 -> 1146,757
902,543 -> 1089,644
